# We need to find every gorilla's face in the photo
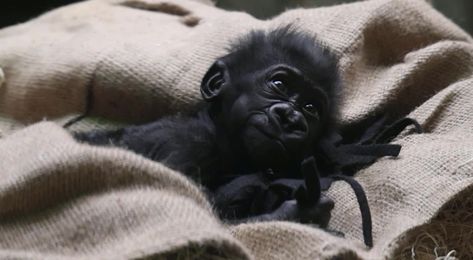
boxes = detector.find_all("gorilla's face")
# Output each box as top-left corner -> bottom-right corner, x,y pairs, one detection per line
202,61 -> 330,170
227,65 -> 327,169
200,29 -> 337,170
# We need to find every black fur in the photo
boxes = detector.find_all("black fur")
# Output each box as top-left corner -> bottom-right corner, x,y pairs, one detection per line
75,27 -> 340,222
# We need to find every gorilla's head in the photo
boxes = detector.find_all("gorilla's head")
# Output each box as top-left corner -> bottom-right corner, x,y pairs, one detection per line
201,27 -> 339,170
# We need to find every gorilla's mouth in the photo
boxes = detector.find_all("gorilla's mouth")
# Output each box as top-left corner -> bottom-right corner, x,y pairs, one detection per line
250,125 -> 287,152
242,114 -> 291,168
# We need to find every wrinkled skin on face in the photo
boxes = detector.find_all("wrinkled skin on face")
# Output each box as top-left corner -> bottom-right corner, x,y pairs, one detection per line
225,64 -> 326,169
201,29 -> 338,171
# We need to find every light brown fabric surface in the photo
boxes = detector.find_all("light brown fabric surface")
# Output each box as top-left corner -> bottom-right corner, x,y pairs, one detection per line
1,0 -> 473,259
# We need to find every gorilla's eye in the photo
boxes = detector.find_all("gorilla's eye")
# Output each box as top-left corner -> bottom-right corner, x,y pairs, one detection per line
303,103 -> 319,119
270,79 -> 288,94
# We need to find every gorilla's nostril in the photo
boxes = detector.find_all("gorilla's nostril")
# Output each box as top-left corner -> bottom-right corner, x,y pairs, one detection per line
270,104 -> 308,134
286,113 -> 306,131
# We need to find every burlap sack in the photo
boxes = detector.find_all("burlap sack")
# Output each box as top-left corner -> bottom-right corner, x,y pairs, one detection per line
1,0 -> 473,259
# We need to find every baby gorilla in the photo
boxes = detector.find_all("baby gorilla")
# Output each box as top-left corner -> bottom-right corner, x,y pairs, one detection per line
75,27 -> 339,225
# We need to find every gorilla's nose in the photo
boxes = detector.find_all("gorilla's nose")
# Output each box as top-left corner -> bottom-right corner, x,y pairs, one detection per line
269,103 -> 308,134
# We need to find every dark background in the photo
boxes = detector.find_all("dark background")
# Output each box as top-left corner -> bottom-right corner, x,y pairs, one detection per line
1,0 -> 472,35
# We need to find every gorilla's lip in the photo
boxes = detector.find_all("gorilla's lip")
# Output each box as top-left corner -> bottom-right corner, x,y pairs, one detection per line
251,125 -> 288,153
245,113 -> 289,152
247,111 -> 307,137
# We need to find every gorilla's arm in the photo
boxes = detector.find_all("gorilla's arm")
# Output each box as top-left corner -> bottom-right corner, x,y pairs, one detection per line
74,111 -> 219,180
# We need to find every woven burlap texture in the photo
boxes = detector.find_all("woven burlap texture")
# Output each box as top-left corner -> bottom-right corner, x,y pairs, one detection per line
1,0 -> 473,259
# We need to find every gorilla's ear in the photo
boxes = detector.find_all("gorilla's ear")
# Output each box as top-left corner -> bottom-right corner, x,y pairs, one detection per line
201,60 -> 228,101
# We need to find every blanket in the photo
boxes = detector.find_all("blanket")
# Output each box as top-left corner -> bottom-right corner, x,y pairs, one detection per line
1,0 -> 473,259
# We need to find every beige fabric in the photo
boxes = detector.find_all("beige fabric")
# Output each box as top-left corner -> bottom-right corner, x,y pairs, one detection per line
0,122 -> 250,259
0,68 -> 4,87
1,0 -> 473,259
